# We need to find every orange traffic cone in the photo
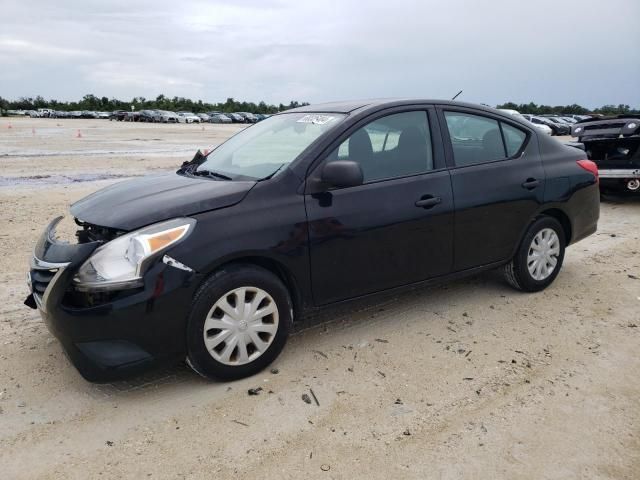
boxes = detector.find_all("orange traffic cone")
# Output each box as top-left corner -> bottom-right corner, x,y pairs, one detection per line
203,149 -> 209,155
76,129 -> 82,138
32,127 -> 36,135
7,123 -> 12,129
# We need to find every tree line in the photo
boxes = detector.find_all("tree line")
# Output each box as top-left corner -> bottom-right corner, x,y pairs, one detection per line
0,94 -> 309,115
0,94 -> 637,116
496,101 -> 639,116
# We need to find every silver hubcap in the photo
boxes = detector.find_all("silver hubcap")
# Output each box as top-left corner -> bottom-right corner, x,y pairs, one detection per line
203,286 -> 279,366
627,179 -> 640,191
527,228 -> 560,281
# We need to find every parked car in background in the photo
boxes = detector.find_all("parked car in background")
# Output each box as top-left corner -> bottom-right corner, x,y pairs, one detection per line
157,111 -> 179,123
522,115 -> 568,136
237,112 -> 258,123
178,112 -> 201,123
25,99 -> 600,382
109,110 -> 128,121
540,116 -> 572,135
96,112 -> 110,119
226,112 -> 246,123
197,113 -> 210,122
124,111 -> 140,122
139,110 -> 160,122
571,114 -> 595,121
572,115 -> 640,194
499,109 -> 552,136
559,116 -> 577,124
209,113 -> 232,124
37,108 -> 55,117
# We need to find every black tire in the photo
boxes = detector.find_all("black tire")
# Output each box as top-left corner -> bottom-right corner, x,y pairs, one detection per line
503,216 -> 566,292
186,264 -> 292,381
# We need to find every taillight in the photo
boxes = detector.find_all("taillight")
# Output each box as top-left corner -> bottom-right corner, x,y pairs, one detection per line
577,159 -> 599,184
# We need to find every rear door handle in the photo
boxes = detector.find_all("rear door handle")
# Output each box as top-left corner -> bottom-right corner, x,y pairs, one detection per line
522,178 -> 540,190
415,196 -> 442,209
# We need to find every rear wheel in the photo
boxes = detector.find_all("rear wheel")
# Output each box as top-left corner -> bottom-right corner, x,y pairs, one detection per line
186,265 -> 291,380
627,179 -> 640,192
503,216 -> 565,292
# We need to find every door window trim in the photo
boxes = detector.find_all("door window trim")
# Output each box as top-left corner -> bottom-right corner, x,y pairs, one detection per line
436,106 -> 532,170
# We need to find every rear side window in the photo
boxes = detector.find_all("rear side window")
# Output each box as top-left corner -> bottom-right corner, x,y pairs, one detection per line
502,123 -> 527,157
444,112 -> 527,167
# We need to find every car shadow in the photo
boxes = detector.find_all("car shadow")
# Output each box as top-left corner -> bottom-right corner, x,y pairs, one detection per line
600,192 -> 640,204
88,268 -> 512,398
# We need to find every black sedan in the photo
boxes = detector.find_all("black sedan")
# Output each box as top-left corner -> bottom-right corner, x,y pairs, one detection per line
25,99 -> 600,382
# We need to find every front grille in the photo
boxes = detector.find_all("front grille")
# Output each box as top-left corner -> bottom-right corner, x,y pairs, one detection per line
30,268 -> 59,295
584,122 -> 626,131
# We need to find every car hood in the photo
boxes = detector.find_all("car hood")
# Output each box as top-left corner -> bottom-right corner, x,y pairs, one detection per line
70,173 -> 255,231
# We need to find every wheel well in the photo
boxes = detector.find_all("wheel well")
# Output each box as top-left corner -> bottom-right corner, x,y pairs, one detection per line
216,257 -> 302,319
539,208 -> 572,243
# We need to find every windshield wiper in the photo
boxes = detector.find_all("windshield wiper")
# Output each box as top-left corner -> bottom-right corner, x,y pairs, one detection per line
257,163 -> 286,181
191,169 -> 233,181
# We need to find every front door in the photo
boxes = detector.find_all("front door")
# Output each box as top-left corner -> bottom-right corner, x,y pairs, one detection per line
305,109 -> 454,305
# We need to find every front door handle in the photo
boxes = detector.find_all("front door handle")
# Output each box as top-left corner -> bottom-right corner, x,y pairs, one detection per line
415,196 -> 442,209
522,178 -> 540,190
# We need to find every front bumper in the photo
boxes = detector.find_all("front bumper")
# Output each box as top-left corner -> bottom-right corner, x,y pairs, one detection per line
25,218 -> 202,382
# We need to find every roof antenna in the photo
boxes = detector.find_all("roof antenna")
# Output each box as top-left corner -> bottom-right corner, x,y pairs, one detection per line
451,90 -> 463,101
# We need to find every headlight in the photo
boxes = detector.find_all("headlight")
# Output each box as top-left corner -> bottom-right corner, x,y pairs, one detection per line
73,218 -> 195,291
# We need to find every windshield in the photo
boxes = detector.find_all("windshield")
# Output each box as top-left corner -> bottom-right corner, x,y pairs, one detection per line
196,112 -> 346,179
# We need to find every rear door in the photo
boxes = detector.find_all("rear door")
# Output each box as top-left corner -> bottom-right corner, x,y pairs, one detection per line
305,108 -> 454,305
437,107 -> 545,271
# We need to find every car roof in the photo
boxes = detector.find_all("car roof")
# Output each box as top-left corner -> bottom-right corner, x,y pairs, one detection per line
287,98 -> 508,116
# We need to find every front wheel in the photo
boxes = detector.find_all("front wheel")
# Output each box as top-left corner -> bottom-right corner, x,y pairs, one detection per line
503,216 -> 566,292
186,265 -> 291,380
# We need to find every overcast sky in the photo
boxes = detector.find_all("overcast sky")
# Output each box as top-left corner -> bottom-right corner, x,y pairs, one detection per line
1,0 -> 638,108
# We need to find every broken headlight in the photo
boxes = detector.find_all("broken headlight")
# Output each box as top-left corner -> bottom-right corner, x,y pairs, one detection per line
73,218 -> 195,291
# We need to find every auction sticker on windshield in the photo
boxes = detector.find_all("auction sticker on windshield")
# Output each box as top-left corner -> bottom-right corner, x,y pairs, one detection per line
296,114 -> 336,125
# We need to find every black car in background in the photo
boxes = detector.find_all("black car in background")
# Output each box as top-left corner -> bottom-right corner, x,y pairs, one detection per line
225,112 -> 246,123
523,115 -> 570,136
237,112 -> 258,123
139,110 -> 162,122
541,116 -> 572,135
572,115 -> 640,193
25,99 -> 599,382
109,110 -> 128,121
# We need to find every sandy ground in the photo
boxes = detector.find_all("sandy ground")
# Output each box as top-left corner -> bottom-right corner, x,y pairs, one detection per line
1,117 -> 639,479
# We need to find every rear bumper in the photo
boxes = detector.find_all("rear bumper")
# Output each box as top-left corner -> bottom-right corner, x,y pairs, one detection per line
598,168 -> 640,179
25,218 -> 201,382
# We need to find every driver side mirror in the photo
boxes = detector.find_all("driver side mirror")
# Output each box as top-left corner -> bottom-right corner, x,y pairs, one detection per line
320,160 -> 363,189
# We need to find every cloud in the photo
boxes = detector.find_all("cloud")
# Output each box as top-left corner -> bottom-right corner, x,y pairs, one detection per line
0,37 -> 93,58
0,0 -> 639,108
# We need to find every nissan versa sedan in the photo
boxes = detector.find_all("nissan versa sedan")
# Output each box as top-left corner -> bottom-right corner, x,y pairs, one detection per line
25,99 -> 600,382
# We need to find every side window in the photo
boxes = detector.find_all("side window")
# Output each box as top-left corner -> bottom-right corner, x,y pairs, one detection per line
501,123 -> 527,157
444,112 -> 506,166
331,111 -> 433,183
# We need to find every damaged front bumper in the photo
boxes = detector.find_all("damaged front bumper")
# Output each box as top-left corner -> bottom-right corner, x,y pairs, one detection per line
25,217 -> 202,382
